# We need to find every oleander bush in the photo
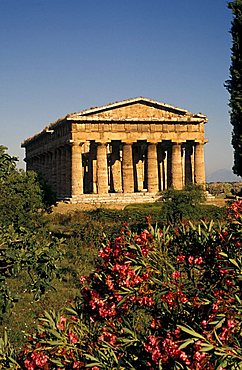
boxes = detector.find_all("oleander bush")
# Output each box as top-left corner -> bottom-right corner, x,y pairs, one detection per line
4,200 -> 240,370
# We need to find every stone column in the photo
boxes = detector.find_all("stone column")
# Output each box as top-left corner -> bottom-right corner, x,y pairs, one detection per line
56,149 -> 62,197
61,147 -> 67,196
35,157 -> 39,172
171,142 -> 183,190
71,142 -> 83,196
51,150 -> 56,193
96,142 -> 109,194
65,146 -> 71,197
147,142 -> 159,193
39,155 -> 44,176
45,152 -> 51,185
194,142 -> 206,189
26,157 -> 31,171
122,142 -> 134,193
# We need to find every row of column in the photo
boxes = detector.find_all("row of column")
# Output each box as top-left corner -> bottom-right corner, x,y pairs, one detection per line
72,140 -> 205,197
27,147 -> 72,197
26,140 -> 205,198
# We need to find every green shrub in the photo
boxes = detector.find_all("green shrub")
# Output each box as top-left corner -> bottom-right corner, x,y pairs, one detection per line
0,146 -> 55,229
161,185 -> 206,224
13,200 -> 242,369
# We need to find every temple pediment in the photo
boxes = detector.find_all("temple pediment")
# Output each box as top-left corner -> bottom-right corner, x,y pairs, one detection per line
22,97 -> 207,147
69,97 -> 206,122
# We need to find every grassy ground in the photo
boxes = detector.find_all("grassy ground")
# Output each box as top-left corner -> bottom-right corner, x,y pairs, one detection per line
52,197 -> 228,214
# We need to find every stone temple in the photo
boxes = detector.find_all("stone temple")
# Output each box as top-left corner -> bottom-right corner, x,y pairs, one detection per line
22,97 -> 207,204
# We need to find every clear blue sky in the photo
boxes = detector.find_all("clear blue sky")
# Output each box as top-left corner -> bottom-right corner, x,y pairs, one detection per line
0,0 -> 240,181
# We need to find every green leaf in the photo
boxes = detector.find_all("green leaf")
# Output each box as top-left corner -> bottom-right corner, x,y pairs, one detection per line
229,258 -> 240,268
179,338 -> 196,349
200,344 -> 214,352
178,325 -> 206,340
235,294 -> 241,304
219,252 -> 228,258
48,328 -> 63,339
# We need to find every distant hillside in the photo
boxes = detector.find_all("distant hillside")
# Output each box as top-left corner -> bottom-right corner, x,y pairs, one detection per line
207,169 -> 242,183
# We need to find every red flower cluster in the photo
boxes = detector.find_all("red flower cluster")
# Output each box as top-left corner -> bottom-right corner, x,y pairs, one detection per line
24,351 -> 48,370
144,332 -> 191,366
228,199 -> 242,219
17,201 -> 242,369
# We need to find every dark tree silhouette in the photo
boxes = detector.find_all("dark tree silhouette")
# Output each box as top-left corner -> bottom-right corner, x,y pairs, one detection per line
225,0 -> 242,176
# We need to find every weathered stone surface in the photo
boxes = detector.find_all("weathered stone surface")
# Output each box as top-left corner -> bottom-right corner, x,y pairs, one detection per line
21,97 -> 208,202
194,142 -> 206,189
171,142 -> 183,190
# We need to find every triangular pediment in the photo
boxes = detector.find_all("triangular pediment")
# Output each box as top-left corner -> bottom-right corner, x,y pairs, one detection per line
22,97 -> 207,146
69,97 -> 205,122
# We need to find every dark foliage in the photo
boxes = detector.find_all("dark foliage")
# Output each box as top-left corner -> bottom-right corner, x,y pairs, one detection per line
225,1 -> 242,176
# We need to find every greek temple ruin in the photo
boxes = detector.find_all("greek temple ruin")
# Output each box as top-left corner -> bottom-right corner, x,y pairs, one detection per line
21,97 -> 207,203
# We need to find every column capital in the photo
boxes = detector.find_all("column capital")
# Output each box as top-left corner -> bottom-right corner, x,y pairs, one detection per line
96,140 -> 109,146
122,140 -> 133,145
171,140 -> 183,145
70,140 -> 85,147
194,140 -> 208,145
147,140 -> 158,145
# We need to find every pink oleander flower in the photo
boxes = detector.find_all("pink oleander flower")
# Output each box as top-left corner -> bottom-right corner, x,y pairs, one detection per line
219,269 -> 228,275
69,330 -> 78,343
57,315 -> 67,330
24,359 -> 35,370
27,351 -> 48,368
80,275 -> 87,284
178,291 -> 188,304
188,256 -> 194,264
193,350 -> 206,362
176,255 -> 186,263
172,271 -> 181,280
194,257 -> 203,265
73,361 -> 84,369
227,319 -> 236,328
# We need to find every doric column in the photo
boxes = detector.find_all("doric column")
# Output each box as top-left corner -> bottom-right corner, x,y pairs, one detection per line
61,147 -> 67,196
147,142 -> 159,193
26,157 -> 31,171
45,152 -> 51,185
71,142 -> 83,196
39,155 -> 44,176
122,142 -> 134,193
171,142 -> 183,190
194,142 -> 206,189
51,150 -> 57,193
65,146 -> 71,197
56,149 -> 62,197
35,156 -> 39,172
96,142 -> 109,194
